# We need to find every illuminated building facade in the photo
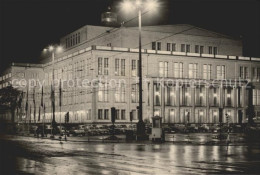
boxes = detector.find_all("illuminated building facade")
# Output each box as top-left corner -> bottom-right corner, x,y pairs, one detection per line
1,24 -> 260,125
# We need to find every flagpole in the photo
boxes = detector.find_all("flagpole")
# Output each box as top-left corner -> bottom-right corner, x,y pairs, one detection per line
59,79 -> 61,136
43,104 -> 45,137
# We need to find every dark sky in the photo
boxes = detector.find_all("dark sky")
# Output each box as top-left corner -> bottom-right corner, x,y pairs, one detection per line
0,0 -> 260,72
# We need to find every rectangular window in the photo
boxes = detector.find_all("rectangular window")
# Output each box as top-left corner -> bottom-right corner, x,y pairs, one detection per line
186,45 -> 190,53
252,68 -> 260,81
121,59 -> 125,76
98,84 -> 108,102
104,109 -> 109,120
116,109 -> 120,120
209,46 -> 213,54
213,47 -> 218,55
240,66 -> 249,79
174,62 -> 183,78
98,57 -> 102,75
115,83 -> 126,103
195,45 -> 199,53
121,110 -> 126,120
167,43 -> 171,51
154,84 -> 161,106
217,65 -> 225,80
203,64 -> 212,80
188,63 -> 198,78
104,58 -> 109,75
132,60 -> 137,77
172,43 -> 176,52
253,89 -> 260,106
159,61 -> 168,77
165,86 -> 176,106
131,84 -> 139,103
200,46 -> 204,54
152,42 -> 156,50
115,59 -> 119,76
98,109 -> 103,120
157,42 -> 161,50
181,44 -> 185,52
195,87 -> 206,106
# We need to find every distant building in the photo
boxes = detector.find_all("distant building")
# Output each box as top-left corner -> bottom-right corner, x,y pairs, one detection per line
1,24 -> 260,125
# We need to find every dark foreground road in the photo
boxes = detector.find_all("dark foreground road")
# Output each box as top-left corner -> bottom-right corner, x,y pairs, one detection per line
1,135 -> 260,174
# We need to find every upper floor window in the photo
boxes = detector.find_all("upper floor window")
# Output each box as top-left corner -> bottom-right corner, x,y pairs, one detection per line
174,62 -> 183,78
252,67 -> 260,81
98,57 -> 102,75
152,42 -> 161,50
209,46 -> 213,54
240,66 -> 249,79
98,57 -> 109,75
167,43 -> 176,51
159,61 -> 168,77
167,43 -> 171,51
188,63 -> 198,78
203,64 -> 212,80
186,45 -> 190,53
115,83 -> 126,103
195,45 -> 199,53
253,89 -> 260,106
200,46 -> 204,54
213,47 -> 218,55
131,84 -> 139,103
181,44 -> 185,52
216,65 -> 225,80
104,58 -> 109,75
132,60 -> 139,77
157,42 -> 161,50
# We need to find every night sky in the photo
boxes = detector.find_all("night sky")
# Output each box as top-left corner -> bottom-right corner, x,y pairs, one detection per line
0,0 -> 259,72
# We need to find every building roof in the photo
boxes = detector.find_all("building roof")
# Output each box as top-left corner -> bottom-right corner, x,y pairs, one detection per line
128,24 -> 236,39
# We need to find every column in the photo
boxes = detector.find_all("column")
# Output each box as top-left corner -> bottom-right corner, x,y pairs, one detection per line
150,80 -> 154,121
161,82 -> 165,123
206,86 -> 210,123
191,86 -> 195,123
233,87 -> 238,123
176,82 -> 180,122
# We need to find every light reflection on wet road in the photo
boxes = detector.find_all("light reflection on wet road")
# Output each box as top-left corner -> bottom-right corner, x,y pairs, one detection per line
1,135 -> 260,174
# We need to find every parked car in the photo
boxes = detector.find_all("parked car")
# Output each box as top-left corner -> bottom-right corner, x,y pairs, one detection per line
198,124 -> 209,132
209,124 -> 220,133
69,126 -> 85,136
172,124 -> 186,133
186,124 -> 198,133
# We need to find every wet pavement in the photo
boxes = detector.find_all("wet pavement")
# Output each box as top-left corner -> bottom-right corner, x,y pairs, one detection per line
1,134 -> 260,174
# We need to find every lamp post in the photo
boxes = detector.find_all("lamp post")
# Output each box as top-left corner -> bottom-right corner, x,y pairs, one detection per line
43,45 -> 63,137
121,0 -> 158,140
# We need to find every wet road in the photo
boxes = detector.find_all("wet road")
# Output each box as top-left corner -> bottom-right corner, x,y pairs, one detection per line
1,135 -> 260,174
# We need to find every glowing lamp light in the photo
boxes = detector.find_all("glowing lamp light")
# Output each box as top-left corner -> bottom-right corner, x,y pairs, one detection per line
121,0 -> 134,12
136,0 -> 142,6
213,93 -> 217,97
185,92 -> 189,97
155,91 -> 160,96
49,45 -> 54,51
200,93 -> 204,97
56,46 -> 63,53
227,94 -> 231,98
145,0 -> 158,11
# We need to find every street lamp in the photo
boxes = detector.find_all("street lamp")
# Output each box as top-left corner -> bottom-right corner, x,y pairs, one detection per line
43,45 -> 63,137
121,0 -> 158,140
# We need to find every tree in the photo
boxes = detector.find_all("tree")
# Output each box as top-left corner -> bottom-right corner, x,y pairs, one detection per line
0,85 -> 22,123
